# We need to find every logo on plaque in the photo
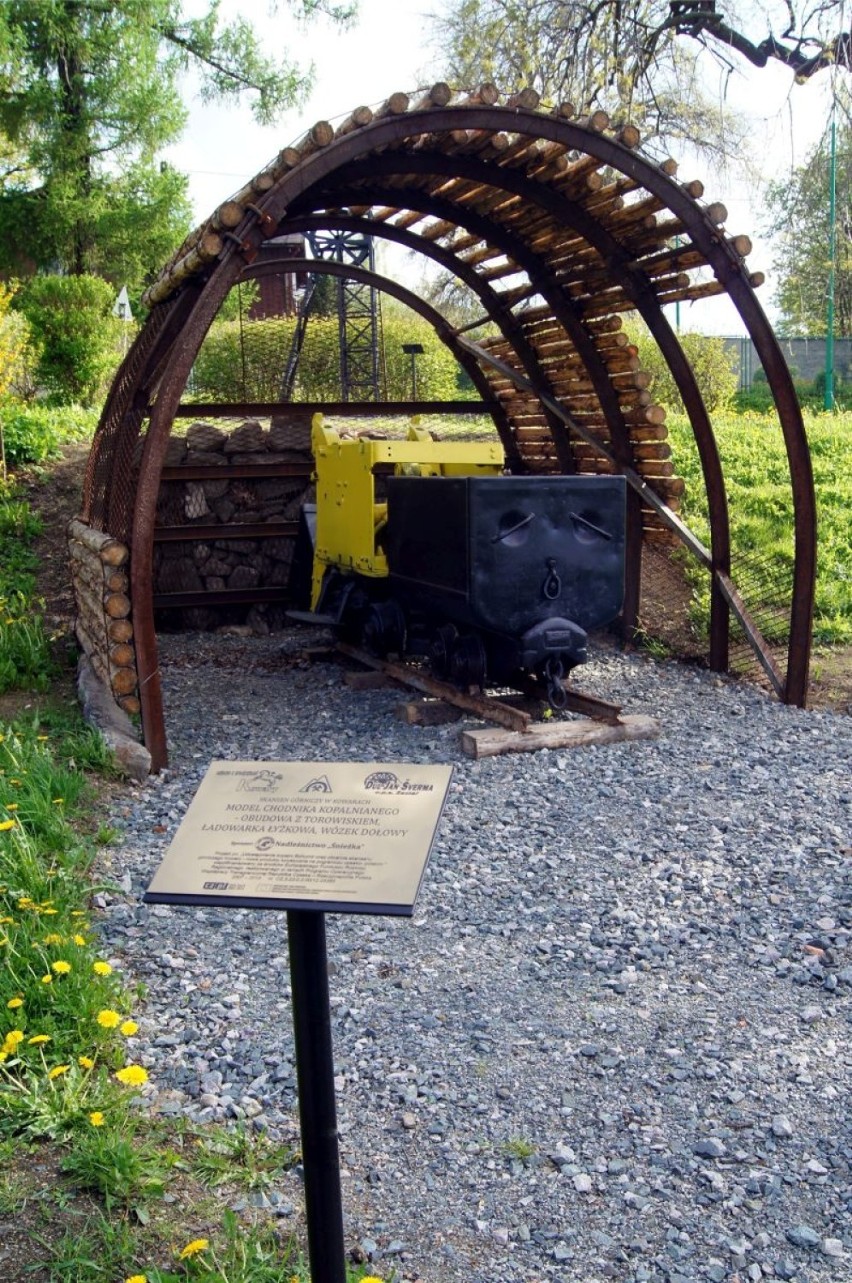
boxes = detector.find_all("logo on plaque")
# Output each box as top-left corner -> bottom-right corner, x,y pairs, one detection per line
364,770 -> 399,790
300,775 -> 333,793
237,769 -> 283,793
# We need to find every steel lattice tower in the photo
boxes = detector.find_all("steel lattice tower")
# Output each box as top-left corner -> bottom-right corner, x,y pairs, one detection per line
307,228 -> 380,401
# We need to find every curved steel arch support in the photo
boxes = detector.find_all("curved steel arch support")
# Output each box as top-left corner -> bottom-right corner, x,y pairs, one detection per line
252,108 -> 813,700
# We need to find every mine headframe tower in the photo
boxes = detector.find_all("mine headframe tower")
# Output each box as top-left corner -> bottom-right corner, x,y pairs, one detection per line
281,226 -> 381,402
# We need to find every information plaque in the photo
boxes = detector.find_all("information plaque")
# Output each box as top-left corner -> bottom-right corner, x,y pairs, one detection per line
143,760 -> 453,915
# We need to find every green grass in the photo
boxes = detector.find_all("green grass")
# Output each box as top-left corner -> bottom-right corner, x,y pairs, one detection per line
0,487 -> 54,693
667,408 -> 852,645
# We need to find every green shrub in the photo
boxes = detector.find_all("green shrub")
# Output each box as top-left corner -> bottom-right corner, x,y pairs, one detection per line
15,275 -> 124,406
625,322 -> 738,413
0,402 -> 98,466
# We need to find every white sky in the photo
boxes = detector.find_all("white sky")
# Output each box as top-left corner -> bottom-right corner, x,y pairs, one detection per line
164,0 -> 836,336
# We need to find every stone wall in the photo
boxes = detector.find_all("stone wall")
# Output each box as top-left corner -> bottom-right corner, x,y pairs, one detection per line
148,416 -> 314,634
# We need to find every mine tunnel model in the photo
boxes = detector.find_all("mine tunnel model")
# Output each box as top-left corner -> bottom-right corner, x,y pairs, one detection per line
74,84 -> 816,772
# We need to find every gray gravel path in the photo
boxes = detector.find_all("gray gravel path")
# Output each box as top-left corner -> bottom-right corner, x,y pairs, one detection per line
97,632 -> 852,1283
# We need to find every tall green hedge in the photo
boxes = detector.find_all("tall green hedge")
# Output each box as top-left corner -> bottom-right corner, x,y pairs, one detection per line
190,309 -> 476,403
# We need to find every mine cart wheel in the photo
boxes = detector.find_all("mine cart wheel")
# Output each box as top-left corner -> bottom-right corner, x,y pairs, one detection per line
450,632 -> 487,689
360,598 -> 407,658
337,581 -> 371,645
429,623 -> 459,679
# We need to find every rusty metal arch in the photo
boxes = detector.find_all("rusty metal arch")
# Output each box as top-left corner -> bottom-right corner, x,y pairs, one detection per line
79,91 -> 816,770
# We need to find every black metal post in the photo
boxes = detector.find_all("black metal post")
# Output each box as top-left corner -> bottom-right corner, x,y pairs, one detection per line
287,909 -> 346,1283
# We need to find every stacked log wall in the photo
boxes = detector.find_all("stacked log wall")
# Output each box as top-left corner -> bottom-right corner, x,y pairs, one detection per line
68,519 -> 139,714
148,416 -> 314,634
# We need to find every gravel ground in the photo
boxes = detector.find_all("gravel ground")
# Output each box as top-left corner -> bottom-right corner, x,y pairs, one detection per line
96,632 -> 852,1283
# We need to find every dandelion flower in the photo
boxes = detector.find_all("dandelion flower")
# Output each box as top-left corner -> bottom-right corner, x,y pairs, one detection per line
51,960 -> 71,975
4,803 -> 18,811
120,1020 -> 138,1037
48,1064 -> 69,1080
93,961 -> 112,976
178,1238 -> 209,1260
6,997 -> 23,1009
73,934 -> 86,946
43,933 -> 63,945
36,735 -> 48,742
28,1034 -> 50,1045
4,1031 -> 24,1049
361,1277 -> 385,1283
79,1054 -> 95,1069
0,819 -> 15,832
97,1009 -> 120,1028
115,1064 -> 148,1086
42,908 -> 58,915
41,974 -> 52,984
52,798 -> 64,806
89,1111 -> 105,1127
126,1276 -> 148,1283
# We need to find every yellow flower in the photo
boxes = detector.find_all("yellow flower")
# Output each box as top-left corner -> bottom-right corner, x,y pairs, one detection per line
41,974 -> 52,984
119,1020 -> 138,1037
42,908 -> 58,915
0,819 -> 15,832
70,911 -> 86,918
0,916 -> 13,924
48,1064 -> 69,1080
73,934 -> 86,946
28,1034 -> 50,1045
93,961 -> 112,976
79,1055 -> 95,1069
51,960 -> 71,975
6,997 -> 23,1009
36,735 -> 48,742
178,1239 -> 209,1260
52,798 -> 64,806
4,803 -> 18,811
125,1276 -> 147,1283
360,1277 -> 384,1283
89,1111 -> 105,1127
96,1009 -> 120,1029
115,1064 -> 148,1086
43,933 -> 63,945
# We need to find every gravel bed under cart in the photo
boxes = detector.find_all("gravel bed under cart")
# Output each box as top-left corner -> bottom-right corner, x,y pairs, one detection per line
97,631 -> 852,1283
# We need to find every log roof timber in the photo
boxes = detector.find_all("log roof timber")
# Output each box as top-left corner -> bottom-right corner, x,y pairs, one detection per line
82,85 -> 817,771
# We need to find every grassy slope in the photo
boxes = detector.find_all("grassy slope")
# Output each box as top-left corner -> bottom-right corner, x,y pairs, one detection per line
666,409 -> 852,644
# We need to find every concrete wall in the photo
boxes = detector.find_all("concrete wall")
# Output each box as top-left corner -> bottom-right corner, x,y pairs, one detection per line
721,336 -> 852,388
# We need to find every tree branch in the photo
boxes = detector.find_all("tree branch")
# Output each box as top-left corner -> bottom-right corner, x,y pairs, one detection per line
670,7 -> 852,79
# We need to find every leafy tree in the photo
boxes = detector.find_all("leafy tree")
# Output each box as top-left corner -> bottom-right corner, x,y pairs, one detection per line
765,127 -> 852,336
428,0 -> 747,160
0,1 -> 352,292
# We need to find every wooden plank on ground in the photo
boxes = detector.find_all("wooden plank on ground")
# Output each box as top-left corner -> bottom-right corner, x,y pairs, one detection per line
344,670 -> 397,691
395,699 -> 464,726
336,643 -> 532,733
461,713 -> 660,759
